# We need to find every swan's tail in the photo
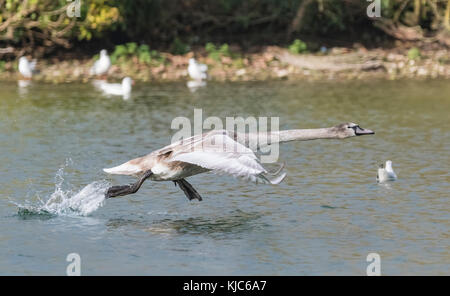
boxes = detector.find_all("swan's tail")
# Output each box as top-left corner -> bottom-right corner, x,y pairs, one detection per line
103,161 -> 142,175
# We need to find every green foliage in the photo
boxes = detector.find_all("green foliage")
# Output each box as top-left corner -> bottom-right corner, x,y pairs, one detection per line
78,0 -> 121,41
232,58 -> 245,69
205,43 -> 233,61
407,47 -> 421,60
110,43 -> 164,65
137,44 -> 152,64
170,38 -> 190,55
0,0 -> 120,51
438,56 -> 450,65
1,0 -> 449,54
288,39 -> 307,54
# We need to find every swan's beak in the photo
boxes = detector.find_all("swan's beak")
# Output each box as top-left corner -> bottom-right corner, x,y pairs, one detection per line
355,126 -> 374,136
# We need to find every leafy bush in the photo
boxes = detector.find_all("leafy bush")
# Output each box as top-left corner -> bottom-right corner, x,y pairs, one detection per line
0,0 -> 120,53
170,38 -> 190,55
205,43 -> 232,61
110,43 -> 164,65
288,39 -> 307,54
407,47 -> 421,60
78,0 -> 121,41
1,0 -> 450,55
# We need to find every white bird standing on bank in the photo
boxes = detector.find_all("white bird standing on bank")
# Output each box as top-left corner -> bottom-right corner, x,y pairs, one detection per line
100,77 -> 134,99
18,57 -> 37,79
377,160 -> 397,183
188,58 -> 208,81
103,122 -> 375,201
90,49 -> 111,77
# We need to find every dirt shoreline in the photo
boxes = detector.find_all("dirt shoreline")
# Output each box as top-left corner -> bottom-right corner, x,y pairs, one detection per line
1,46 -> 449,83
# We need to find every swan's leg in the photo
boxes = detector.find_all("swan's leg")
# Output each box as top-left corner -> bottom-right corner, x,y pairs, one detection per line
106,170 -> 153,198
173,179 -> 203,201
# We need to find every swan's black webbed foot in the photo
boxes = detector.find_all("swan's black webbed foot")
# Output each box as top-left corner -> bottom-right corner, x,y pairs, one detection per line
174,179 -> 203,201
105,184 -> 133,198
105,170 -> 153,199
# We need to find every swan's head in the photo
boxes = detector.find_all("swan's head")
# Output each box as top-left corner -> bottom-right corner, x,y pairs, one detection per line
19,56 -> 28,64
100,49 -> 108,56
332,122 -> 375,138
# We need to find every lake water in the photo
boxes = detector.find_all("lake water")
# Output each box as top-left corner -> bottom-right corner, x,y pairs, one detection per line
0,79 -> 449,275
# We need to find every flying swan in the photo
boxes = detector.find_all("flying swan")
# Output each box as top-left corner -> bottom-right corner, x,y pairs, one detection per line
104,122 -> 374,201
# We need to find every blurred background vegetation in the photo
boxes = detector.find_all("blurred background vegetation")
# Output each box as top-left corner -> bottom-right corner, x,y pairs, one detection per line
1,0 -> 449,58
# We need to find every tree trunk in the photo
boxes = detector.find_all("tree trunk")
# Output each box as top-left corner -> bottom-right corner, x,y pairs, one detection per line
287,0 -> 314,36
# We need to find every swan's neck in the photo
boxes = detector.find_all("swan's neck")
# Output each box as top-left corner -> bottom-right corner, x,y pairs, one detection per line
259,128 -> 338,144
273,128 -> 338,143
241,128 -> 339,149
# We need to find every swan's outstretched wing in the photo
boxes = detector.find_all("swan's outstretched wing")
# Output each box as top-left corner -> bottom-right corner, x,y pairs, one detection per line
169,133 -> 285,184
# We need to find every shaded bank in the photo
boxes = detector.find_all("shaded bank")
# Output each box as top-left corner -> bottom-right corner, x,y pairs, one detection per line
1,1 -> 450,82
1,45 -> 449,83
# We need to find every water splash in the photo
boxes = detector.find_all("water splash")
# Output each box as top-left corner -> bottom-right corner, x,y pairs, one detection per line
15,161 -> 110,217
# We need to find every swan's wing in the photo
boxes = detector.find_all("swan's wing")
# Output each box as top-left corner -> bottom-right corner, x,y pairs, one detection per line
155,130 -> 223,155
171,151 -> 268,183
169,133 -> 285,184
